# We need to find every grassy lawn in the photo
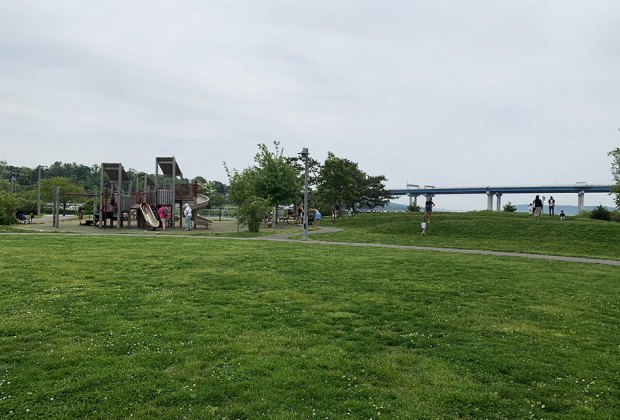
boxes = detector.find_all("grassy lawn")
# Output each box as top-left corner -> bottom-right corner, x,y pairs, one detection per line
314,212 -> 620,260
1,234 -> 619,418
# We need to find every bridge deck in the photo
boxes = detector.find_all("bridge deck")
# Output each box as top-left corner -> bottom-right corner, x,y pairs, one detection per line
391,184 -> 612,196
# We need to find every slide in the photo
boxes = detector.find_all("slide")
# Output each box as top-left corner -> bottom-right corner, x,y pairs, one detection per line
191,194 -> 213,227
194,214 -> 213,227
192,193 -> 210,211
139,203 -> 160,228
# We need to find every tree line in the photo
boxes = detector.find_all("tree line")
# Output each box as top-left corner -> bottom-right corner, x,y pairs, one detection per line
0,145 -> 393,227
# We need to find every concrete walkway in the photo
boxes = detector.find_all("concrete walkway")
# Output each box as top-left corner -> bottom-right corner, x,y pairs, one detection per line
4,222 -> 619,267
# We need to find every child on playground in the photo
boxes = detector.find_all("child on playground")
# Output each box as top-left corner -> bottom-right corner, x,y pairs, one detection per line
158,205 -> 170,231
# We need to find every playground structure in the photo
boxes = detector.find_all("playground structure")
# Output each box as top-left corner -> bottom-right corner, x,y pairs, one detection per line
50,156 -> 212,229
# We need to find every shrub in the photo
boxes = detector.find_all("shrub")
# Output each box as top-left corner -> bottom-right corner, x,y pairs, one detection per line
590,205 -> 611,221
503,202 -> 517,212
407,204 -> 420,212
0,191 -> 19,225
239,198 -> 270,232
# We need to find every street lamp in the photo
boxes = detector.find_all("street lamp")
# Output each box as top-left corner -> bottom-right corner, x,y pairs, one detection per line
37,165 -> 47,215
299,148 -> 309,240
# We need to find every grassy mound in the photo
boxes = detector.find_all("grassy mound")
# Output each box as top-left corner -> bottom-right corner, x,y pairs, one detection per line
316,211 -> 620,260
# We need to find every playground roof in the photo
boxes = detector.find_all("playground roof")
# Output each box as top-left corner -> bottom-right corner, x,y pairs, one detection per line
156,157 -> 183,177
102,163 -> 130,182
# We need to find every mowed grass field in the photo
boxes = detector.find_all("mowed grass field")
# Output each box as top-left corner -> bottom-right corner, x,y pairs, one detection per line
1,216 -> 619,418
315,211 -> 620,260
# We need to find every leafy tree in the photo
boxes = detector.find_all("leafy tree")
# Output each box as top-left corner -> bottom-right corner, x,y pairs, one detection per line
253,142 -> 301,225
224,164 -> 259,232
41,177 -> 86,215
609,148 -> 620,209
357,174 -> 392,210
0,191 -> 20,225
503,202 -> 517,212
316,152 -> 390,215
315,152 -> 362,217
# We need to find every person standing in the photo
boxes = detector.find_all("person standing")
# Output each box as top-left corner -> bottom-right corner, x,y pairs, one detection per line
158,205 -> 170,231
183,203 -> 192,231
548,196 -> 556,215
421,215 -> 429,236
533,195 -> 543,218
424,196 -> 435,221
314,209 -> 321,226
559,210 -> 566,221
528,203 -> 533,216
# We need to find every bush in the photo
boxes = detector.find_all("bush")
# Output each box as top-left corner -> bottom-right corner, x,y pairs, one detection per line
239,198 -> 270,232
590,205 -> 611,221
407,204 -> 420,212
503,202 -> 517,212
0,191 -> 20,225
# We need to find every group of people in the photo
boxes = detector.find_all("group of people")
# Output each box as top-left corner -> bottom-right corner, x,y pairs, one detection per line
528,195 -> 566,220
420,197 -> 435,236
295,205 -> 321,226
152,203 -> 193,231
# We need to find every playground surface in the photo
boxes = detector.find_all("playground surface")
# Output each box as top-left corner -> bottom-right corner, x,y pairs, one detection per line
16,214 -> 299,236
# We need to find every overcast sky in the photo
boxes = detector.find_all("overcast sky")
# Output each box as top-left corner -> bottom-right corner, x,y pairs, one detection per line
1,1 -> 618,209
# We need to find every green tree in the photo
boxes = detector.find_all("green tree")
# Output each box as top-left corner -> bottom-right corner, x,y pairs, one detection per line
0,191 -> 20,225
357,174 -> 392,210
316,152 -> 364,216
224,164 -> 259,232
41,177 -> 86,215
609,148 -> 620,209
253,142 -> 301,225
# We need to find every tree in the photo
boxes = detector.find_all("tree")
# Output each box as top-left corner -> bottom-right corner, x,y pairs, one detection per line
41,177 -> 86,215
609,148 -> 620,209
357,174 -> 392,210
316,152 -> 391,216
253,141 -> 302,225
224,164 -> 259,232
503,202 -> 517,212
315,152 -> 363,217
0,191 -> 19,225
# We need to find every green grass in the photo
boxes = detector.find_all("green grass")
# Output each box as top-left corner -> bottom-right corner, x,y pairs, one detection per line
314,211 -> 620,260
1,234 -> 619,418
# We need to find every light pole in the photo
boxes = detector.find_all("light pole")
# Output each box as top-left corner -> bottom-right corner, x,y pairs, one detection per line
299,148 -> 309,240
37,165 -> 47,215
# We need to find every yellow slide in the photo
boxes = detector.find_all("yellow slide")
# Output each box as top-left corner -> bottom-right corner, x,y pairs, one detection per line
139,203 -> 160,228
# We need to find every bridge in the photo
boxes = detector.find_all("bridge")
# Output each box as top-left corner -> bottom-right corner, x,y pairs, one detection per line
390,184 -> 613,212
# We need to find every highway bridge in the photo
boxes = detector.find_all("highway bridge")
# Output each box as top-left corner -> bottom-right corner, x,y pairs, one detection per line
390,184 -> 613,212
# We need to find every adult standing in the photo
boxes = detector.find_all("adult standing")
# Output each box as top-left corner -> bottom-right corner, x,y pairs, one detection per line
548,196 -> 556,215
424,196 -> 435,221
183,203 -> 192,231
314,209 -> 321,226
533,195 -> 543,218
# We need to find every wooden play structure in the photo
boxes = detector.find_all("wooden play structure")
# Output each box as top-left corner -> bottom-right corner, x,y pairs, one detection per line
95,156 -> 212,229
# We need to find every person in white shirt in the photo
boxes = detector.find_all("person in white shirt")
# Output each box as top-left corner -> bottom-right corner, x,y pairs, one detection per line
183,203 -> 192,231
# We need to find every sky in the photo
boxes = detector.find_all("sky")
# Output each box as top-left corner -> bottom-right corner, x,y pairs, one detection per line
1,0 -> 618,210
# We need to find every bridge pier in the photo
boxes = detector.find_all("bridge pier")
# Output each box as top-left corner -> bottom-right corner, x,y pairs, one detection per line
578,190 -> 585,213
487,192 -> 494,211
496,193 -> 503,212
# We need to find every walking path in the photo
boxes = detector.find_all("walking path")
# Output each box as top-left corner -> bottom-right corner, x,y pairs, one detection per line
4,222 -> 619,267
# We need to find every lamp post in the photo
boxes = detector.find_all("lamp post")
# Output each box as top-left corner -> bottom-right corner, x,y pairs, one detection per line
37,165 -> 47,215
299,148 -> 309,240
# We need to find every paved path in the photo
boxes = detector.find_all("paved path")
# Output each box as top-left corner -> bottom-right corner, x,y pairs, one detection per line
3,226 -> 619,267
